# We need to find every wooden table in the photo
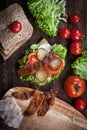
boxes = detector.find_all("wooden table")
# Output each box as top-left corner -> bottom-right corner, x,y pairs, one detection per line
0,0 -> 87,128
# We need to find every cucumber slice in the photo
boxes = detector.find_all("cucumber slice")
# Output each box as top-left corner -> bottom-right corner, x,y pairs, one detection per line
35,70 -> 48,82
37,48 -> 47,61
49,57 -> 62,70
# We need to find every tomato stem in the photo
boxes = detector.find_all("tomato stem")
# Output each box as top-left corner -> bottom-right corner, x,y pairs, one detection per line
74,84 -> 80,90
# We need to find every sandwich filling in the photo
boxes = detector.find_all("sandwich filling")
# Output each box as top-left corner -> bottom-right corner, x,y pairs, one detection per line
17,39 -> 67,85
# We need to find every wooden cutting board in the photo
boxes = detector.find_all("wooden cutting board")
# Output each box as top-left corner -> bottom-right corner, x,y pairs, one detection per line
0,87 -> 87,130
19,98 -> 87,130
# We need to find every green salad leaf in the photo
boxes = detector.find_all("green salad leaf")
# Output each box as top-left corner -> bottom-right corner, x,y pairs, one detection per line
51,44 -> 67,59
18,44 -> 67,85
27,0 -> 66,37
71,51 -> 87,80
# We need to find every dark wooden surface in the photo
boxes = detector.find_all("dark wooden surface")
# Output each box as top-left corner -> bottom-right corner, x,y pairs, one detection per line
0,0 -> 87,118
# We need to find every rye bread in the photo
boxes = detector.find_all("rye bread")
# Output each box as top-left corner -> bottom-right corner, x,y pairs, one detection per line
0,3 -> 33,60
0,37 -> 30,60
0,34 -> 30,56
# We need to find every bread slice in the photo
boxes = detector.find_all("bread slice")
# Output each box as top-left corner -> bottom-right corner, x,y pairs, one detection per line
2,87 -> 87,130
0,3 -> 33,60
0,36 -> 30,60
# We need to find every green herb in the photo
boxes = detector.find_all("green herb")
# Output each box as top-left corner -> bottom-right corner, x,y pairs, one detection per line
71,51 -> 87,80
27,0 -> 66,37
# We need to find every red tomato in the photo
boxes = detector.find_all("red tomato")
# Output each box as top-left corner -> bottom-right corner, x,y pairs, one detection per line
71,29 -> 82,41
70,13 -> 81,24
9,21 -> 22,33
59,27 -> 71,39
74,98 -> 86,111
70,41 -> 82,55
64,76 -> 86,98
28,52 -> 39,64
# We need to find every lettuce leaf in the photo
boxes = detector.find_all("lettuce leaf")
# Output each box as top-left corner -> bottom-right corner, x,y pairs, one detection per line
71,51 -> 87,80
51,44 -> 67,59
18,44 -> 67,85
27,0 -> 66,37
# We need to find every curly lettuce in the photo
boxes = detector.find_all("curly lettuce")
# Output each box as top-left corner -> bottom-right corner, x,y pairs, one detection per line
51,44 -> 67,59
71,51 -> 87,80
27,0 -> 66,37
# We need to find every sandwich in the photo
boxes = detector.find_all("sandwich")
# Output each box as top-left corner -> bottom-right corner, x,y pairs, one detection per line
17,39 -> 67,85
0,3 -> 33,60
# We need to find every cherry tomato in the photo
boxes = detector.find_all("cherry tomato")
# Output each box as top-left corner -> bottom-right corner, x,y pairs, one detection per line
70,13 -> 81,24
64,76 -> 86,98
59,27 -> 71,39
71,29 -> 82,41
74,98 -> 86,111
9,21 -> 22,33
70,41 -> 82,55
